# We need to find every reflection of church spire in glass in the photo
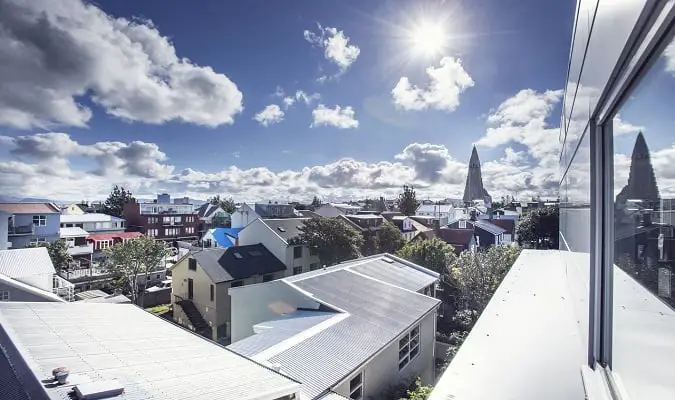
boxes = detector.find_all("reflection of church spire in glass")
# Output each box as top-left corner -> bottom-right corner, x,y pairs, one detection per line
624,131 -> 660,202
463,146 -> 490,204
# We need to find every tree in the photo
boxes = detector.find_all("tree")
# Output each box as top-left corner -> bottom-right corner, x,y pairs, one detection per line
361,233 -> 380,256
208,195 -> 237,214
103,185 -> 135,218
397,185 -> 419,216
298,217 -> 364,266
103,235 -> 170,306
396,238 -> 456,275
399,378 -> 433,400
516,206 -> 559,249
311,196 -> 323,210
26,239 -> 73,272
378,221 -> 405,254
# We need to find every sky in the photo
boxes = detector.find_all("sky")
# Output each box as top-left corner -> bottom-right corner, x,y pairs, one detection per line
0,0 -> 580,202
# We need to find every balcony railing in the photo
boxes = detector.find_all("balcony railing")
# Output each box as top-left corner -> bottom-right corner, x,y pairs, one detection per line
53,275 -> 75,302
67,243 -> 94,256
8,224 -> 34,236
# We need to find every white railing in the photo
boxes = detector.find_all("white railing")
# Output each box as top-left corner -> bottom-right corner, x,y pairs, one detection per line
53,275 -> 75,302
67,243 -> 94,256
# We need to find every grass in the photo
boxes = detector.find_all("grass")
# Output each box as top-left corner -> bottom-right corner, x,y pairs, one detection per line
145,304 -> 170,316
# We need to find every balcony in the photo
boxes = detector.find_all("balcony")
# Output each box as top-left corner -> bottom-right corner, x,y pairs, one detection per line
67,243 -> 94,256
53,275 -> 75,302
8,224 -> 34,236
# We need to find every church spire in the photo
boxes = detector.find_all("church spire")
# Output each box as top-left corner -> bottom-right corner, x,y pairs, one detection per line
624,131 -> 660,202
463,146 -> 490,204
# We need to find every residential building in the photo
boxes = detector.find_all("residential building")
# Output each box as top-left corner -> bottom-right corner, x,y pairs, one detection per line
0,302 -> 302,400
197,203 -> 231,234
491,208 -> 520,220
238,218 -> 321,275
490,218 -> 516,244
60,213 -> 125,234
157,192 -> 171,204
201,227 -> 243,248
447,219 -> 506,247
59,227 -> 93,266
0,247 -> 73,302
415,203 -> 454,225
60,203 -> 86,215
171,244 -> 287,343
123,201 -> 199,243
228,254 -> 440,400
390,215 -> 419,240
410,215 -> 445,229
85,231 -> 143,259
436,228 -> 477,254
296,209 -> 320,218
0,202 -> 61,248
432,5 -> 675,399
0,210 -> 8,250
254,202 -> 297,218
173,196 -> 191,204
314,202 -> 362,217
231,203 -> 261,228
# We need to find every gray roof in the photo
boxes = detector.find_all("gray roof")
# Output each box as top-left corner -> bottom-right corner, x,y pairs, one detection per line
0,248 -> 55,279
0,302 -> 301,400
261,218 -> 309,242
230,254 -> 440,399
473,220 -> 507,235
191,244 -> 287,283
59,227 -> 90,237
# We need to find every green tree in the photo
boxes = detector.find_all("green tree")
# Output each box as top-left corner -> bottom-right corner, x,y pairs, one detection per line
26,239 -> 73,272
397,185 -> 420,216
378,221 -> 405,254
361,233 -> 380,256
399,378 -> 433,400
103,185 -> 135,218
516,206 -> 559,249
396,238 -> 456,275
311,196 -> 323,210
208,195 -> 237,214
103,235 -> 171,306
298,217 -> 364,266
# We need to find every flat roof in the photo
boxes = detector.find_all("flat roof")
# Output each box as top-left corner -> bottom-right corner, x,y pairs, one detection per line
59,227 -> 90,237
60,213 -> 124,223
0,303 -> 301,400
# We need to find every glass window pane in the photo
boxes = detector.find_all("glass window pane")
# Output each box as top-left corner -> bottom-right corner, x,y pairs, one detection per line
611,39 -> 675,399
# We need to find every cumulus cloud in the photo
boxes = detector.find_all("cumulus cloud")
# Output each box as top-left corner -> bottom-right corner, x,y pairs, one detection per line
392,57 -> 474,112
0,0 -> 243,129
613,114 -> 645,136
311,104 -> 358,129
254,104 -> 285,127
395,143 -> 465,184
304,24 -> 360,78
275,88 -> 320,109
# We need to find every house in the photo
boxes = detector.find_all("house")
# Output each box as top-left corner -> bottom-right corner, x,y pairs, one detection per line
59,227 -> 93,266
314,202 -> 362,217
491,208 -> 520,220
238,218 -> 321,275
60,203 -> 86,215
0,302 -> 302,400
86,231 -> 143,259
228,254 -> 440,400
255,202 -> 298,218
59,213 -> 126,234
447,219 -> 507,247
171,244 -> 288,343
123,197 -> 199,243
197,203 -> 231,234
389,215 -> 422,241
343,214 -> 385,232
0,247 -> 74,301
231,203 -> 261,228
410,215 -> 444,229
201,227 -> 243,248
415,203 -> 454,225
490,218 -> 516,244
0,202 -> 61,248
436,228 -> 477,254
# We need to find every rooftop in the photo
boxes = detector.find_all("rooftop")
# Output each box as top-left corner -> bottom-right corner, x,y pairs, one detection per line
0,202 -> 60,214
86,232 -> 143,242
416,204 -> 454,214
187,244 -> 287,283
0,248 -> 55,279
206,227 -> 243,248
259,218 -> 309,243
59,227 -> 90,238
60,213 -> 124,223
0,302 -> 301,400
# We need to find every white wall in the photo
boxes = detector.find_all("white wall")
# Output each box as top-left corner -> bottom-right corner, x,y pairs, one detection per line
332,311 -> 437,399
230,280 -> 321,342
0,214 -> 8,250
15,273 -> 53,292
231,204 -> 260,228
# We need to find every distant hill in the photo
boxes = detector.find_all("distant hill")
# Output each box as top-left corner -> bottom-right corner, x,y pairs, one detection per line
0,195 -> 57,203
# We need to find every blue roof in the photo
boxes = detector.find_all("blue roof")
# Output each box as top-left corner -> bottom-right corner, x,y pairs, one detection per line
209,227 -> 244,247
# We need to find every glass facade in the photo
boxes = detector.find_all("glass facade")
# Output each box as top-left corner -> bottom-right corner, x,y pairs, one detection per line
560,1 -> 675,398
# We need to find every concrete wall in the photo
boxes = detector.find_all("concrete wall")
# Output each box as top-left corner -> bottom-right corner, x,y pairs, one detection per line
230,280 -> 321,342
332,311 -> 437,399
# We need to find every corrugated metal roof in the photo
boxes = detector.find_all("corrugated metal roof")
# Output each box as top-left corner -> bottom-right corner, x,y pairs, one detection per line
0,273 -> 65,302
59,227 -> 90,237
317,391 -> 351,400
0,203 -> 59,214
0,248 -> 55,279
60,213 -> 123,223
0,303 -> 301,400
474,220 -> 507,235
192,244 -> 287,283
349,259 -> 437,292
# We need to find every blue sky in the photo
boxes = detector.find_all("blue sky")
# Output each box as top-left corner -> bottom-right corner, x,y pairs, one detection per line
0,0 -> 578,201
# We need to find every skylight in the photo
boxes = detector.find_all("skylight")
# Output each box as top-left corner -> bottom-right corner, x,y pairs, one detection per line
233,252 -> 243,259
277,227 -> 286,232
249,250 -> 263,257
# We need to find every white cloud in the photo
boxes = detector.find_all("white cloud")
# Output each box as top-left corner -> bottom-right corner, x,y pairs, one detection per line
613,114 -> 645,136
310,104 -> 358,129
392,57 -> 474,112
0,0 -> 243,129
304,24 -> 360,77
665,41 -> 675,76
282,97 -> 296,109
254,104 -> 285,127
501,147 -> 526,164
295,90 -> 321,105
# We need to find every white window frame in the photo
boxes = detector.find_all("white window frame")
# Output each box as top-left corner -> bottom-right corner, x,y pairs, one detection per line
348,370 -> 364,400
99,240 -> 111,250
32,215 -> 46,226
459,220 -> 466,229
398,324 -> 420,371
0,291 -> 10,301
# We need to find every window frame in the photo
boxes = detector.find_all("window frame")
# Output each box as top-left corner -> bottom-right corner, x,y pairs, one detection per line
293,266 -> 303,275
398,324 -> 420,371
188,258 -> 197,271
293,246 -> 303,259
210,284 -> 214,302
348,370 -> 364,400
32,215 -> 46,226
0,291 -> 9,301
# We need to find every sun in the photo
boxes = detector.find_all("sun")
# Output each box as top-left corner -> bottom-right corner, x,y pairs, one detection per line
409,21 -> 446,57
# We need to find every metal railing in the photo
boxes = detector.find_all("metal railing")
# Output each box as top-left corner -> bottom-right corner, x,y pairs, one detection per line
53,275 -> 75,302
8,224 -> 34,235
66,243 -> 94,255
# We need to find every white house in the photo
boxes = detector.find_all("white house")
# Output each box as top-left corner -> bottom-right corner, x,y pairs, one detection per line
415,204 -> 454,225
60,213 -> 125,234
238,218 -> 320,275
231,203 -> 261,228
391,215 -> 418,241
0,247 -> 73,301
314,202 -> 362,217
228,254 -> 440,400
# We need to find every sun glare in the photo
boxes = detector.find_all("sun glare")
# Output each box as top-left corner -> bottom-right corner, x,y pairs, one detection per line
410,21 -> 446,57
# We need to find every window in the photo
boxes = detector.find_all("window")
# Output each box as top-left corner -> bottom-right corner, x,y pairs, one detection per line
148,217 -> 158,224
32,215 -> 46,226
188,258 -> 197,271
293,266 -> 303,275
30,238 -> 47,246
310,246 -> 318,256
293,246 -> 302,259
459,220 -> 466,229
349,371 -> 363,400
233,252 -> 243,259
210,284 -> 214,301
309,263 -> 319,271
398,324 -> 420,370
230,280 -> 243,288
262,273 -> 274,282
99,240 -> 111,250
185,226 -> 194,234
147,228 -> 158,237
0,291 -> 9,301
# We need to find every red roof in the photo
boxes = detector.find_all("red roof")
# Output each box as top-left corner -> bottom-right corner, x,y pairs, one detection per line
491,219 -> 516,234
86,232 -> 143,241
0,202 -> 60,214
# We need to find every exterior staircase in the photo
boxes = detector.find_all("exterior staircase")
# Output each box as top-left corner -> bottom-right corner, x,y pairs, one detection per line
175,296 -> 212,338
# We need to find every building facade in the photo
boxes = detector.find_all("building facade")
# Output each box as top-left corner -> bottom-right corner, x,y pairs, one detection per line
60,213 -> 125,234
0,203 -> 61,248
123,202 -> 199,243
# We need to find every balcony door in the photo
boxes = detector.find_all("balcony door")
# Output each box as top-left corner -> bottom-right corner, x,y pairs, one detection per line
188,278 -> 194,300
